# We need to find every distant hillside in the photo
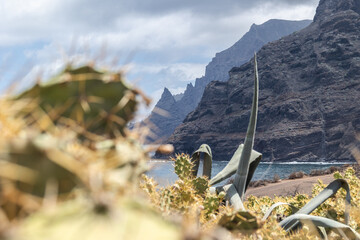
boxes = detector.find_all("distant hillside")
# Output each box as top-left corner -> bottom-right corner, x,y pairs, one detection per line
168,0 -> 360,162
143,19 -> 312,143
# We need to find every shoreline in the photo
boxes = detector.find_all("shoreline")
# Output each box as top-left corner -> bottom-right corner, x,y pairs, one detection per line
150,158 -> 356,164
245,164 -> 359,198
148,160 -> 359,196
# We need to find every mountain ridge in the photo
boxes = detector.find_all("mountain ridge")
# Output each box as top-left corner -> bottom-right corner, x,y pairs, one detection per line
167,0 -> 360,162
144,19 -> 312,143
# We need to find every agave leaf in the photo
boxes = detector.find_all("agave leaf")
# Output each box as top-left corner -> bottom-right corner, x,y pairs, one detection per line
191,144 -> 212,178
209,144 -> 261,187
318,227 -> 329,240
280,214 -> 360,240
212,184 -> 244,211
225,184 -> 246,211
281,179 -> 351,232
233,54 -> 259,200
262,202 -> 299,221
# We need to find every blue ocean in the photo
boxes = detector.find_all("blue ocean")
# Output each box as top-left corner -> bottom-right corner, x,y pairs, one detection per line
146,160 -> 352,186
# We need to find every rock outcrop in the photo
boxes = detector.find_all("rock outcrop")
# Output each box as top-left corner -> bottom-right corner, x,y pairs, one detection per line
144,19 -> 311,142
168,0 -> 360,162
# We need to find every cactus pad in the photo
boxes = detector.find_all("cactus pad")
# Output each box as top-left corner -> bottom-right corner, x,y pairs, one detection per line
16,65 -> 138,138
174,154 -> 193,180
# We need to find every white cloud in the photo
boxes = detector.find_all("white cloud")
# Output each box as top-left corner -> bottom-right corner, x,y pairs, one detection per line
131,63 -> 205,82
168,87 -> 186,96
125,62 -> 204,103
0,0 -> 320,117
0,0 -> 318,49
252,3 -> 317,23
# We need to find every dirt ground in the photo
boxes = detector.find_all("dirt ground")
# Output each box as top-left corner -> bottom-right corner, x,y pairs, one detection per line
245,174 -> 334,198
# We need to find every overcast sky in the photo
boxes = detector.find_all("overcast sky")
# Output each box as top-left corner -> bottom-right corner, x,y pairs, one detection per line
0,0 -> 319,118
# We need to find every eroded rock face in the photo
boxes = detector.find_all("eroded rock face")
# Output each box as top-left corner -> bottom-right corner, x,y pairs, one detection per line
145,88 -> 184,142
168,0 -> 360,162
144,19 -> 311,142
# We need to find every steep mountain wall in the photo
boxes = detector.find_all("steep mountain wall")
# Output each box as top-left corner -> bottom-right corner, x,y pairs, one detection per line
144,19 -> 311,142
168,0 -> 360,162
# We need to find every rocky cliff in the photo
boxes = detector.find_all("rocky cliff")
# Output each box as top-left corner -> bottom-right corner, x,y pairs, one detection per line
168,0 -> 360,162
144,19 -> 311,143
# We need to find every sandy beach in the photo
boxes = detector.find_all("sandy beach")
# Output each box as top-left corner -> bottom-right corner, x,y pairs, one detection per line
245,174 -> 334,198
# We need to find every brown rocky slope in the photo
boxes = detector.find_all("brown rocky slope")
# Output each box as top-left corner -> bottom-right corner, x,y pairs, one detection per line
167,0 -> 360,162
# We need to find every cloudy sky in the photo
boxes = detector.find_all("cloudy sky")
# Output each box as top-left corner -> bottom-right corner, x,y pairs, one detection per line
0,0 -> 319,118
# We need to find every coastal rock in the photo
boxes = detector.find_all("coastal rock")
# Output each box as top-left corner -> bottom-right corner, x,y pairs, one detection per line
168,0 -> 360,162
144,19 -> 311,142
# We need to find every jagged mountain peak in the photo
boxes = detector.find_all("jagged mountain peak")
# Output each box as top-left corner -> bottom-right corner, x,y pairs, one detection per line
155,87 -> 175,109
314,0 -> 360,22
143,19 -> 312,144
186,82 -> 194,90
162,87 -> 172,97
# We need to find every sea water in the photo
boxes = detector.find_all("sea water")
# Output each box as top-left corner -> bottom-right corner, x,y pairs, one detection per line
146,160 -> 353,186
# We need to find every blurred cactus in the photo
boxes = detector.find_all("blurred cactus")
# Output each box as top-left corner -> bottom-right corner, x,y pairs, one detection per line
0,133 -> 81,197
219,211 -> 261,232
16,65 -> 138,138
0,63 -> 168,239
15,198 -> 181,240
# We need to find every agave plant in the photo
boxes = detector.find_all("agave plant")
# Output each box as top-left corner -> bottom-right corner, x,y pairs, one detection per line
190,53 -> 260,210
189,54 -> 360,239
